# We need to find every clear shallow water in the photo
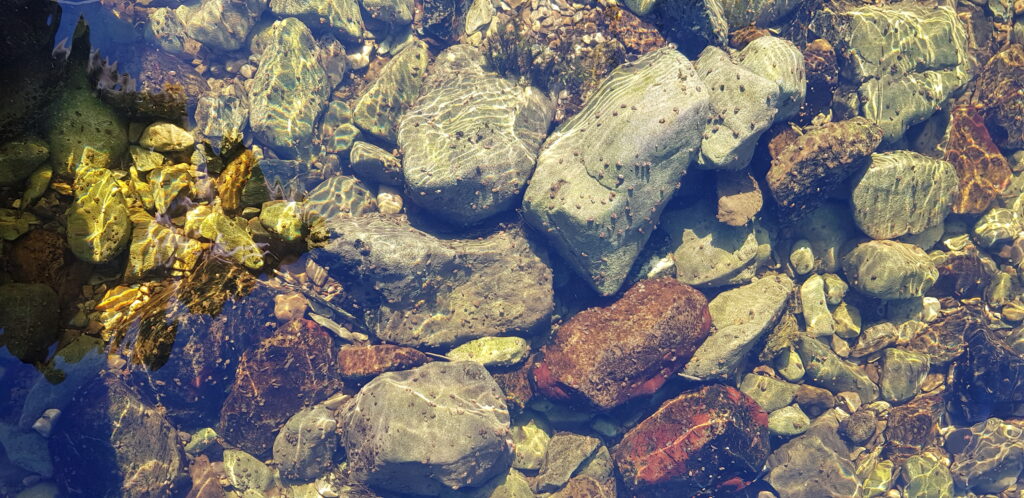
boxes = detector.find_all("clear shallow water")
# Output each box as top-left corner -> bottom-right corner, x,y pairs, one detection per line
1,0 -> 1024,496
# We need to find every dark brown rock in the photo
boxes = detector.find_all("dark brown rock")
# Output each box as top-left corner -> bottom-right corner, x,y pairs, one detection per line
944,105 -> 1012,214
550,475 -> 617,498
531,278 -> 711,410
952,321 -> 1024,423
492,362 -> 535,415
884,396 -> 943,464
0,283 -> 59,362
716,169 -> 763,227
218,319 -> 343,456
612,384 -> 770,497
798,38 -> 838,124
185,455 -> 226,498
839,408 -> 877,445
7,228 -> 90,320
794,384 -> 835,417
337,344 -> 429,381
929,246 -> 993,299
766,117 -> 883,221
975,43 -> 1024,149
906,307 -> 975,364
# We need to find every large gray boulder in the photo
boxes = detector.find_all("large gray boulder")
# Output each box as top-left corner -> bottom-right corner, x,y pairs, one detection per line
342,362 -> 514,495
272,405 -> 338,481
522,46 -> 710,296
399,45 -> 553,226
735,35 -> 806,121
308,214 -> 553,348
850,151 -> 958,240
249,18 -> 329,158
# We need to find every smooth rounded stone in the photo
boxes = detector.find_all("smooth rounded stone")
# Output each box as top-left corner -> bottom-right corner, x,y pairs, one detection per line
362,0 -> 414,24
464,0 -> 494,35
944,105 -> 1013,214
901,451 -> 953,498
833,301 -> 862,339
793,202 -> 856,273
898,221 -> 944,250
886,297 -> 940,324
975,44 -> 1024,149
185,0 -> 265,52
51,375 -> 188,497
184,427 -> 218,456
801,274 -> 835,336
838,407 -> 876,444
349,141 -> 402,186
850,151 -> 958,240
376,185 -> 403,214
310,214 -> 553,349
776,347 -> 805,382
684,273 -> 792,379
715,169 -> 763,227
145,7 -> 189,55
0,422 -> 52,478
522,47 -> 710,296
735,35 -> 805,120
850,321 -> 907,358
0,283 -> 59,362
767,118 -> 883,221
138,121 -> 194,152
739,373 -> 798,412
821,275 -> 849,306
249,18 -> 329,158
972,207 -> 1022,249
664,201 -> 771,288
66,158 -> 131,263
260,200 -> 304,241
320,100 -> 362,155
511,412 -> 551,471
399,45 -> 553,226
793,384 -> 835,417
694,46 -> 778,171
193,81 -> 249,142
879,348 -> 929,404
270,0 -> 363,40
223,449 -> 273,492
768,404 -> 810,437
440,468 -> 534,498
0,137 -> 48,186
447,336 -> 530,368
789,239 -> 814,275
129,145 -> 164,172
810,5 -> 969,142
337,344 -> 429,380
301,175 -> 377,229
342,362 -> 513,494
613,385 -> 770,497
352,39 -> 430,143
842,240 -> 939,299
273,405 -> 337,481
949,418 -> 1024,494
796,336 -> 878,402
531,278 -> 710,410
46,81 -> 127,177
31,408 -> 60,438
534,433 -> 602,493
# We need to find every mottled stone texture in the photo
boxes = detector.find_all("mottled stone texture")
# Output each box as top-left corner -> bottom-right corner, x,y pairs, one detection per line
272,405 -> 338,481
342,362 -> 513,494
531,278 -> 711,410
269,0 -> 363,40
352,39 -> 430,143
952,324 -> 1024,423
336,344 -> 429,380
975,44 -> 1024,149
249,18 -> 328,158
735,35 -> 806,121
399,45 -> 553,226
0,283 -> 59,362
950,418 -> 1024,494
850,151 -> 958,240
811,4 -> 970,142
219,319 -> 342,456
944,105 -> 1012,214
767,117 -> 883,221
309,214 -> 553,348
66,157 -> 131,264
842,240 -> 938,299
185,0 -> 264,52
522,46 -> 710,296
613,384 -> 770,497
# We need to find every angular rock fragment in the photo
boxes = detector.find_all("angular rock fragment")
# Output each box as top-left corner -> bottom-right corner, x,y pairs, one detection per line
336,343 -> 429,380
522,46 -> 710,295
184,0 -> 265,52
850,151 -> 958,240
715,169 -> 762,226
273,405 -> 338,481
944,105 -> 1012,214
534,433 -> 603,493
767,414 -> 859,498
352,39 -> 430,143
975,44 -> 1024,149
952,323 -> 1024,423
901,451 -> 954,498
796,336 -> 878,402
319,100 -> 362,155
270,0 -> 363,40
532,278 -> 710,410
349,141 -> 402,186
66,151 -> 131,264
0,283 -> 59,362
842,240 -> 939,300
194,82 -> 248,143
884,396 -> 942,463
879,347 -> 929,404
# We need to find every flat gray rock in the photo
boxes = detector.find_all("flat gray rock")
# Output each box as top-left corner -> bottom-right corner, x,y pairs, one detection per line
522,46 -> 710,296
850,151 -> 958,240
352,39 -> 430,143
735,35 -> 806,121
342,362 -> 513,494
842,240 -> 938,299
399,45 -> 553,226
663,200 -> 772,288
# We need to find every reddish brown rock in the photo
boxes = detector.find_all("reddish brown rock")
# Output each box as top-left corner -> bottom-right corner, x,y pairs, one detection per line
8,228 -> 91,317
716,169 -> 763,227
531,278 -> 711,410
883,396 -> 943,464
797,38 -> 839,124
906,307 -> 976,364
612,384 -> 770,497
492,363 -> 535,415
975,43 -> 1024,148
219,319 -> 343,456
337,344 -> 429,381
944,105 -> 1012,214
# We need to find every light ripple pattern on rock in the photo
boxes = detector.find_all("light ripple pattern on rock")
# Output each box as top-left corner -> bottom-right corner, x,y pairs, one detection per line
663,200 -> 772,288
399,45 -> 553,226
735,35 -> 806,121
523,46 -> 710,295
272,405 -> 337,481
66,150 -> 131,264
842,240 -> 939,299
352,39 -> 430,143
269,0 -> 363,40
184,0 -> 265,52
850,151 -> 958,240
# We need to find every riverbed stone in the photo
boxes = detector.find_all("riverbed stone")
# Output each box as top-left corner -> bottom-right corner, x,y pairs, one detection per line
185,0 -> 265,52
735,35 -> 806,121
663,200 -> 771,288
447,336 -> 530,368
715,169 -> 762,226
801,274 -> 835,336
0,283 -> 59,362
739,373 -> 798,413
46,80 -> 127,178
511,411 -> 550,471
522,46 -> 710,296
949,418 -> 1024,494
66,153 -> 131,264
352,39 -> 430,143
902,451 -> 953,498
273,405 -> 338,481
223,449 -> 273,492
768,404 -> 810,437
399,45 -> 553,226
975,44 -> 1024,149
362,0 -> 414,25
249,18 -> 329,158
349,141 -> 402,186
842,240 -> 939,299
270,0 -> 363,40
797,335 -> 878,402
0,137 -> 48,186
880,348 -> 929,404
767,413 -> 858,498
535,433 -> 602,493
342,361 -> 513,494
193,81 -> 249,142
850,151 -> 958,240
319,100 -> 361,155
139,121 -> 194,152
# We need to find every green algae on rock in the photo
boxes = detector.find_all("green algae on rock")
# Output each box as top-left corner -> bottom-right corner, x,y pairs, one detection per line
0,136 -> 48,186
45,75 -> 128,178
352,39 -> 430,143
842,240 -> 938,299
260,200 -> 305,242
0,283 -> 59,362
446,336 -> 530,368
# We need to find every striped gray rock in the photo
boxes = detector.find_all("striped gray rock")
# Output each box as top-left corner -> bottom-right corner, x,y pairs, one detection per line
850,151 -> 958,240
735,36 -> 806,121
249,18 -> 329,158
352,39 -> 430,143
269,0 -> 363,40
522,46 -> 710,296
842,240 -> 939,299
399,45 -> 553,226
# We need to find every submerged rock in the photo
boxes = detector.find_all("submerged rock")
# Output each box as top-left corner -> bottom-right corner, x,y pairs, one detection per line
766,414 -> 859,498
534,433 -> 604,493
309,214 -> 553,348
841,240 -> 939,300
193,82 -> 249,142
342,361 -> 513,494
184,0 -> 265,52
613,384 -> 770,497
352,39 -> 430,143
715,169 -> 762,226
522,46 -> 710,296
879,347 -> 929,404
301,175 -> 377,229
975,44 -> 1024,149
944,105 -> 1012,214
66,150 -> 131,263
0,136 -> 48,186
399,45 -> 553,226
349,141 -> 402,186
850,151 -> 958,240
949,418 -> 1024,494
532,278 -> 710,410
46,79 -> 127,177
0,283 -> 59,362
796,336 -> 878,402
952,323 -> 1024,423
273,405 -> 338,481
663,200 -> 771,288
320,100 -> 362,155
902,451 -> 954,498
270,0 -> 363,40
337,343 -> 429,380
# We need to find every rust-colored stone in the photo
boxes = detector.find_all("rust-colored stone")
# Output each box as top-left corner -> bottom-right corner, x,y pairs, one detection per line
729,25 -> 770,50
531,278 -> 711,410
884,396 -> 943,464
337,344 -> 429,380
491,362 -> 535,415
930,245 -> 993,298
944,105 -> 1012,214
216,149 -> 256,214
612,384 -> 770,497
716,169 -> 763,227
906,307 -> 976,364
219,319 -> 343,456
